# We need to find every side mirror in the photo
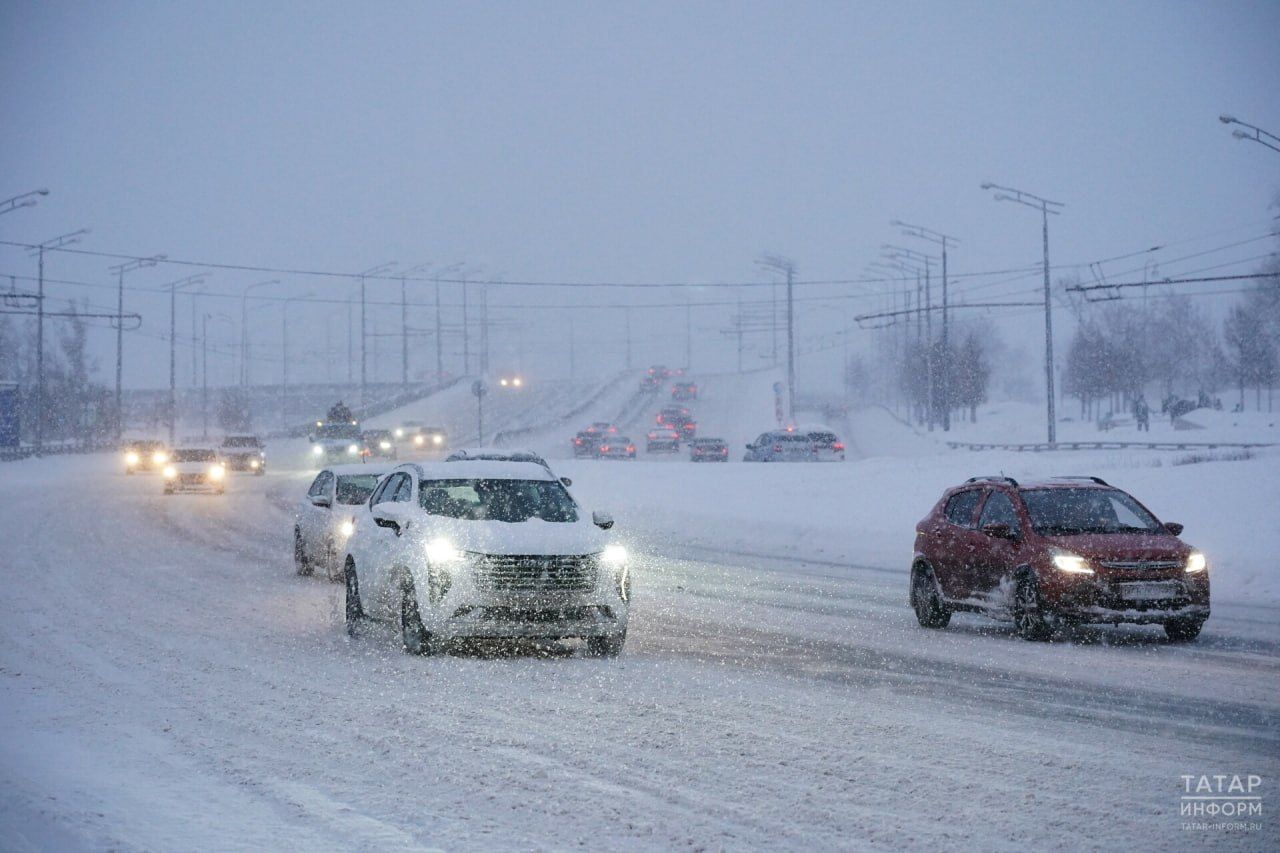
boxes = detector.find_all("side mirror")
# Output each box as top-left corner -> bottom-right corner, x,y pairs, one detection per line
745,443 -> 755,451
981,522 -> 1015,540
307,434 -> 315,443
372,503 -> 407,535
592,510 -> 614,530
559,476 -> 573,488
1164,522 -> 1184,536
309,494 -> 332,508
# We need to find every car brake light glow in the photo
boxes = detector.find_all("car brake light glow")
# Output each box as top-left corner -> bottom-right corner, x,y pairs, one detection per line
833,442 -> 844,450
600,445 -> 609,452
773,444 -> 782,452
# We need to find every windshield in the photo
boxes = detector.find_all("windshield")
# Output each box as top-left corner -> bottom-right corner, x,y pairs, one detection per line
222,436 -> 261,448
173,449 -> 217,462
316,424 -> 360,440
1021,488 -> 1163,535
336,474 -> 381,505
809,433 -> 838,444
419,478 -> 578,523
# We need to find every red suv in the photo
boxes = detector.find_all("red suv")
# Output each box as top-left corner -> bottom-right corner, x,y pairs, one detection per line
910,476 -> 1209,641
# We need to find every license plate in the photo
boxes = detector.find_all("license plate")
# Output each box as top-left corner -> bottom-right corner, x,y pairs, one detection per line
1120,581 -> 1182,601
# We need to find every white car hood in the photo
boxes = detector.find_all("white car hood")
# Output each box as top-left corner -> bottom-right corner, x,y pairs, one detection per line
173,461 -> 216,473
419,516 -> 606,557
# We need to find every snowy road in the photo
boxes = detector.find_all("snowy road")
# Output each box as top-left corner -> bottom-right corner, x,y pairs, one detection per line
2,454 -> 1277,850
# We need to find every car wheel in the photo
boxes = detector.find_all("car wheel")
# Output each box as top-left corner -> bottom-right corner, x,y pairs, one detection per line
586,632 -> 626,657
1013,574 -> 1053,641
911,564 -> 951,628
294,527 -> 313,576
1164,617 -> 1205,642
163,487 -> 174,495
400,577 -> 442,656
344,560 -> 363,635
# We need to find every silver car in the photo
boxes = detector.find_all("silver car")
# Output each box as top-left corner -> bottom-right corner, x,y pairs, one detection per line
295,464 -> 392,580
743,431 -> 816,462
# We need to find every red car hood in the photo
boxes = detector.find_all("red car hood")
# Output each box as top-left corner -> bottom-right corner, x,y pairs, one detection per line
1045,531 -> 1188,563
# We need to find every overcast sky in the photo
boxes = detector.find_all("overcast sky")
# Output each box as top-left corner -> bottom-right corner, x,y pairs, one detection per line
2,1 -> 1278,390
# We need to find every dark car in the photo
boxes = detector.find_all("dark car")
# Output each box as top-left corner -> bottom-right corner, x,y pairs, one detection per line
910,476 -> 1210,641
657,406 -> 697,439
595,436 -> 636,459
122,439 -> 169,474
571,430 -> 601,458
361,429 -> 397,460
671,381 -> 698,401
220,434 -> 267,474
804,429 -> 845,462
743,431 -> 815,462
689,437 -> 729,462
646,428 -> 681,453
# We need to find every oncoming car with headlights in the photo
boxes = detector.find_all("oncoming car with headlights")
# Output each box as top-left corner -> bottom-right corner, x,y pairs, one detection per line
361,429 -> 397,460
122,439 -> 169,474
910,476 -> 1210,641
310,420 -> 364,464
396,422 -> 448,453
162,447 -> 227,495
295,464 -> 392,581
342,460 -> 629,656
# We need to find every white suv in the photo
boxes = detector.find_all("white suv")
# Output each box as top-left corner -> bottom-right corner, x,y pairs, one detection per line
342,460 -> 629,656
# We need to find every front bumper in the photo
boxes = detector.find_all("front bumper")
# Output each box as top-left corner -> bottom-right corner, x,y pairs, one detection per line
224,454 -> 265,471
1044,571 -> 1210,625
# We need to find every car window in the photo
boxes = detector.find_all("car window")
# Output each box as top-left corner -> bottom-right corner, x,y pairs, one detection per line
1021,488 -> 1162,535
392,474 -> 413,503
978,491 -> 1021,534
419,478 -> 578,523
335,474 -> 379,505
308,472 -> 329,497
368,474 -> 396,506
173,449 -> 217,462
944,490 -> 982,528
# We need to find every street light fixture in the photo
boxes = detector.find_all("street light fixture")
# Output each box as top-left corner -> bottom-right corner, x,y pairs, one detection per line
1,188 -> 50,216
1219,114 -> 1280,153
982,181 -> 1065,444
166,274 -> 208,445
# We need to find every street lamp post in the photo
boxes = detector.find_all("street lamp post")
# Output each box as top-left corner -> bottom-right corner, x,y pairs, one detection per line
281,292 -> 314,429
982,182 -> 1065,444
31,229 -> 89,454
166,274 -> 206,446
1,188 -> 49,216
240,279 -> 280,387
876,254 -> 934,429
891,222 -> 959,431
357,262 -> 397,409
107,254 -> 164,441
756,255 -> 797,421
1219,114 -> 1280,154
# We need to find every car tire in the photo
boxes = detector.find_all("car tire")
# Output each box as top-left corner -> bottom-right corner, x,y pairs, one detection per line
1013,574 -> 1053,641
1164,617 -> 1205,642
911,564 -> 951,628
163,487 -> 174,495
344,560 -> 363,635
400,577 -> 442,656
294,527 -> 313,576
586,632 -> 626,658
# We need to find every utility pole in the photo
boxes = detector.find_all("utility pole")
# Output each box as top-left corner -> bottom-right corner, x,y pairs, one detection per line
756,255 -> 797,420
624,307 -> 632,370
982,182 -> 1064,444
685,297 -> 692,372
202,313 -> 209,440
880,248 -> 937,430
347,297 -> 354,385
166,274 -> 205,446
892,222 -> 959,431
108,254 -> 163,441
480,282 -> 490,375
568,314 -> 577,381
400,274 -> 409,389
358,262 -> 397,410
461,271 -> 470,375
32,229 -> 89,454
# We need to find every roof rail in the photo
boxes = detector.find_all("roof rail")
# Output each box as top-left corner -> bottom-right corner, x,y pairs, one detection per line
964,475 -> 1019,487
1051,475 -> 1110,486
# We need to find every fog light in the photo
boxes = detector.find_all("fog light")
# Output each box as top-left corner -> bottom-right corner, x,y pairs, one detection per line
163,465 -> 177,479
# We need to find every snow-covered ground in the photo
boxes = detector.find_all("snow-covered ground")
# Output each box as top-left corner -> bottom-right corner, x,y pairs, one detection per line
2,379 -> 1278,849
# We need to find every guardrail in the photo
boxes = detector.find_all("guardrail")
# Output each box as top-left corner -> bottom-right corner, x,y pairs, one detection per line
946,440 -> 1275,452
1,439 -> 120,462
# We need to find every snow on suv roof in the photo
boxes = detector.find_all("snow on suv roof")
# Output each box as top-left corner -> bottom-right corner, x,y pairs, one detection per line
324,463 -> 395,477
403,459 -> 557,482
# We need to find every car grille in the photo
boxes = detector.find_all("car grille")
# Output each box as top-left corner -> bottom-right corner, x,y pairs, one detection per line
1099,560 -> 1183,571
474,554 -> 598,593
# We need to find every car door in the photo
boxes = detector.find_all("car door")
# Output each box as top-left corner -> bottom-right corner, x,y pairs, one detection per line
366,472 -> 415,615
301,471 -> 334,559
972,489 -> 1025,605
931,488 -> 984,599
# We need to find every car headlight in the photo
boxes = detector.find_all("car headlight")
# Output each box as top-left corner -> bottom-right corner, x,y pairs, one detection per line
601,545 -> 627,565
347,444 -> 359,455
125,452 -> 139,465
153,451 -> 168,465
312,445 -> 323,456
250,459 -> 260,468
339,519 -> 355,539
425,538 -> 464,565
394,428 -> 404,438
163,465 -> 177,479
414,435 -> 425,445
209,465 -> 225,480
1185,551 -> 1207,573
1050,548 -> 1094,574
379,441 -> 391,450
432,434 -> 443,445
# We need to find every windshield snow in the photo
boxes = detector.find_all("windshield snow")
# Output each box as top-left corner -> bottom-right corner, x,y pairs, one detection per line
172,449 -> 217,462
419,478 -> 578,523
335,475 -> 381,505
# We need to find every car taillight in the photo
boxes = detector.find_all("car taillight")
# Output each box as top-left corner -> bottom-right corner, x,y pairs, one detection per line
773,444 -> 782,452
721,448 -> 728,454
600,445 -> 609,452
833,442 -> 844,450
627,445 -> 635,452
